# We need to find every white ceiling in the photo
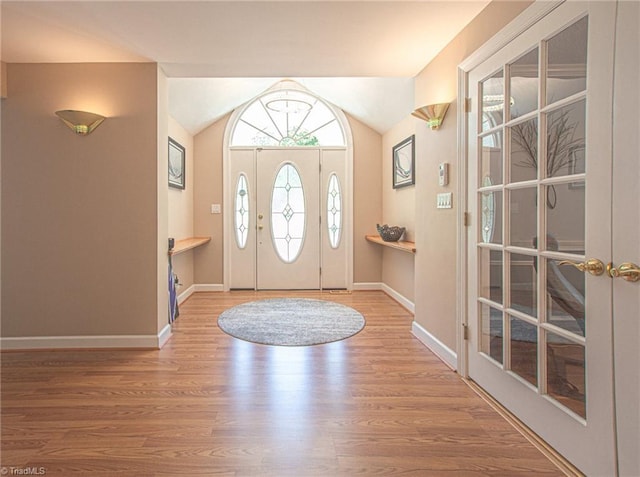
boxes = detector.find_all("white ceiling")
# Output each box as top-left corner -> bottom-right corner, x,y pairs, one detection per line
1,1 -> 490,134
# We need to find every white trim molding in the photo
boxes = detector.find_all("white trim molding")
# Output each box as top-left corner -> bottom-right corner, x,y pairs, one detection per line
193,284 -> 225,292
1,325 -> 173,351
456,64 -> 470,377
412,321 -> 457,370
157,324 -> 172,348
381,283 -> 414,314
178,284 -> 224,307
178,284 -> 196,304
352,282 -> 415,313
352,282 -> 383,291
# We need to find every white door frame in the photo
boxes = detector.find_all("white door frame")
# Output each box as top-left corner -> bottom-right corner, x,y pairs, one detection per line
222,85 -> 354,291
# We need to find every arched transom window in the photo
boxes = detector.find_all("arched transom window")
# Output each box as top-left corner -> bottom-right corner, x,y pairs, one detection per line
231,83 -> 345,147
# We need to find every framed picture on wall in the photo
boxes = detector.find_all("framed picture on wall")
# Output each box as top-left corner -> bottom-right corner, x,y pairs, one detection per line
168,137 -> 185,190
392,135 -> 415,189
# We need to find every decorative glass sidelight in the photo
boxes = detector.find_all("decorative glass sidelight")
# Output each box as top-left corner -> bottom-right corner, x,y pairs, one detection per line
327,173 -> 342,248
234,174 -> 250,249
271,163 -> 305,263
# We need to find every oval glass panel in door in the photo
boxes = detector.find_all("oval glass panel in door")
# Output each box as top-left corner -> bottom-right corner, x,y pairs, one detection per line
271,163 -> 305,263
234,173 -> 250,249
327,173 -> 342,248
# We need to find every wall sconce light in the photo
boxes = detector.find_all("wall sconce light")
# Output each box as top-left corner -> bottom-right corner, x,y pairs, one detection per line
412,103 -> 450,130
55,110 -> 105,135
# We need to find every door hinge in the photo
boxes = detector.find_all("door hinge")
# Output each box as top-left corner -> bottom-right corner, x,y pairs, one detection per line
464,97 -> 472,113
464,212 -> 471,226
462,323 -> 469,341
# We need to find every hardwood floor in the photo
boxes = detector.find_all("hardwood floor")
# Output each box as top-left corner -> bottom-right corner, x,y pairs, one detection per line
1,291 -> 564,476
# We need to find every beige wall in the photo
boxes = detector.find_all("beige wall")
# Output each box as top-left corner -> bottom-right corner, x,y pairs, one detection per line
193,113 -> 228,285
1,62 -> 7,98
1,62 -> 161,337
413,1 -> 533,350
381,115 -> 417,301
350,115 -> 383,284
191,111 -> 383,287
168,116 -> 195,292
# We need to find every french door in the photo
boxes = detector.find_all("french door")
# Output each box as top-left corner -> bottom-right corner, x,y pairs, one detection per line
466,3 -> 618,475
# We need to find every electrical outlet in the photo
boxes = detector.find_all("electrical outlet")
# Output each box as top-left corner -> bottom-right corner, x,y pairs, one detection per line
211,204 -> 221,214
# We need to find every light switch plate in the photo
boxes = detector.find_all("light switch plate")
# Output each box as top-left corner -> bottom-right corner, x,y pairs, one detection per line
437,192 -> 453,209
211,204 -> 221,214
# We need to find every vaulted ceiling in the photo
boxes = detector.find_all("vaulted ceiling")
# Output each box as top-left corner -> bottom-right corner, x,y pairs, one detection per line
2,1 -> 490,134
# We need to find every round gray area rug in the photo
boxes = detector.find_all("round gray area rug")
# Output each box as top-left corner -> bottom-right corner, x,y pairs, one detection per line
217,298 -> 365,346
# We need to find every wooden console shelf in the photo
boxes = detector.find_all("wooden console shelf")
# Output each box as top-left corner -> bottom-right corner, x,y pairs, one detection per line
170,237 -> 211,256
365,234 -> 416,254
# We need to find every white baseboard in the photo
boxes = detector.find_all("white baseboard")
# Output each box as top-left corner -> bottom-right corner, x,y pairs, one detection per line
177,284 -> 196,304
412,321 -> 457,370
193,284 -> 224,292
177,284 -> 224,305
381,283 -> 415,314
157,324 -> 172,348
1,326 -> 172,351
352,282 -> 383,290
351,282 -> 415,313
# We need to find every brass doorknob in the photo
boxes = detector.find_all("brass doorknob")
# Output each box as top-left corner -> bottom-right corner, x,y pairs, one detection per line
558,258 -> 605,276
258,225 -> 264,230
607,262 -> 640,282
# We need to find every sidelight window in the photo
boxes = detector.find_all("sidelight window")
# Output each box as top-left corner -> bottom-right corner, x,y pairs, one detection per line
326,173 -> 342,248
234,174 -> 250,249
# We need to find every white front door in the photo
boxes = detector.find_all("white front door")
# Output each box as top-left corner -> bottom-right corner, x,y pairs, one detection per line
256,148 -> 320,289
466,3 -> 618,475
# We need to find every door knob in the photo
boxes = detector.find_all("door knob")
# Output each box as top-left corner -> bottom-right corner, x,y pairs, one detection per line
558,258 -> 605,276
258,214 -> 264,220
606,262 -> 640,282
258,224 -> 264,230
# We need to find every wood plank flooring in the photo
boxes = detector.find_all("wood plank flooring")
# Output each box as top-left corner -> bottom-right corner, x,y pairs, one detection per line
1,291 -> 564,476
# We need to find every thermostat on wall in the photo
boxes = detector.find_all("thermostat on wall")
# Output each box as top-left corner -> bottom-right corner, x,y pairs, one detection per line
438,162 -> 449,186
